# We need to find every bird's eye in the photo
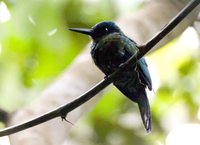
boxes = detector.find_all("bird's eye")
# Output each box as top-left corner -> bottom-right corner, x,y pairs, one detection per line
105,28 -> 108,31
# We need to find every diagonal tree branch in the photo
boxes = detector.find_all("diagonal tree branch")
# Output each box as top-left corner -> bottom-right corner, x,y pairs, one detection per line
0,0 -> 199,137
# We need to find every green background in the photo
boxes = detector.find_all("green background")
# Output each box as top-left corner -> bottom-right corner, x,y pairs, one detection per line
0,0 -> 199,145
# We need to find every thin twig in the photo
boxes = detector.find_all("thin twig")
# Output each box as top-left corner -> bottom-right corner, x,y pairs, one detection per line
0,0 -> 199,137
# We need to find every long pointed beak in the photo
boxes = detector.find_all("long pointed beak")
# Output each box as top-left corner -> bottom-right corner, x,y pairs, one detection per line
68,28 -> 92,35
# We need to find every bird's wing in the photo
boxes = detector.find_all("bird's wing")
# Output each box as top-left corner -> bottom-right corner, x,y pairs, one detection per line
137,58 -> 152,90
125,39 -> 152,90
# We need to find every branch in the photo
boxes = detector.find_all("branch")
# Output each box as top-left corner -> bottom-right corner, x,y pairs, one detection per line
0,0 -> 199,137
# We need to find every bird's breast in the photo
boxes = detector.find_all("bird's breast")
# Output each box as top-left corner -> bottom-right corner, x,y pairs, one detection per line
91,33 -> 137,75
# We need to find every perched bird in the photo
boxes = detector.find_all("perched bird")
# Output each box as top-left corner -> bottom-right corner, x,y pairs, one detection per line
69,21 -> 152,132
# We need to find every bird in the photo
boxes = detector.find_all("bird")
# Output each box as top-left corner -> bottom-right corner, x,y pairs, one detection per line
69,21 -> 152,132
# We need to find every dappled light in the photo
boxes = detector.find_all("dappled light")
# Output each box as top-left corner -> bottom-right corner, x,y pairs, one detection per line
179,27 -> 200,50
0,0 -> 199,145
48,28 -> 58,36
28,15 -> 36,26
0,2 -> 10,23
0,136 -> 10,145
166,124 -> 200,145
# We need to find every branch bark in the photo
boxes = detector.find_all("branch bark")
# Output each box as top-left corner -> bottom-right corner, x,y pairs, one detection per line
6,0 -> 199,145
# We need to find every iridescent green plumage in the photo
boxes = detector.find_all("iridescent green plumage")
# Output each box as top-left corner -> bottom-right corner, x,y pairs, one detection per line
69,21 -> 152,132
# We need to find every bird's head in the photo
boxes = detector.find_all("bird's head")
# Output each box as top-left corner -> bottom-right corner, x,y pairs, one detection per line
69,21 -> 122,41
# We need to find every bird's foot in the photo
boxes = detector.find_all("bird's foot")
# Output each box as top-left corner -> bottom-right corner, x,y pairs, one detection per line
104,75 -> 109,79
119,63 -> 125,69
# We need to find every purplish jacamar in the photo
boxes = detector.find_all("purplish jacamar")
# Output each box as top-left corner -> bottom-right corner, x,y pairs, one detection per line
69,21 -> 152,132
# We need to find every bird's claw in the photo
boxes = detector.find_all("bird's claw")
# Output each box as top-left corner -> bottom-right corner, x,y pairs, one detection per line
104,75 -> 109,79
119,63 -> 125,69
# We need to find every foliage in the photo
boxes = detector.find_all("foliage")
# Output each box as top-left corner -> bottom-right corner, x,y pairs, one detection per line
0,0 -> 199,145
0,0 -> 116,110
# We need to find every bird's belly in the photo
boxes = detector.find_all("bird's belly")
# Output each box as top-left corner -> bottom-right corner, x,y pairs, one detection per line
113,70 -> 143,102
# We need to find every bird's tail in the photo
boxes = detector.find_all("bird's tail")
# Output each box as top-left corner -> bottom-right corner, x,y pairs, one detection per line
137,91 -> 151,133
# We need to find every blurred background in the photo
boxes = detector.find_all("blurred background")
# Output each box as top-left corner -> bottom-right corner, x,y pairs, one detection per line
0,0 -> 200,145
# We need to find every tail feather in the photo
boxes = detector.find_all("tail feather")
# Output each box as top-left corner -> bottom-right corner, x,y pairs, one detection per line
137,91 -> 151,133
